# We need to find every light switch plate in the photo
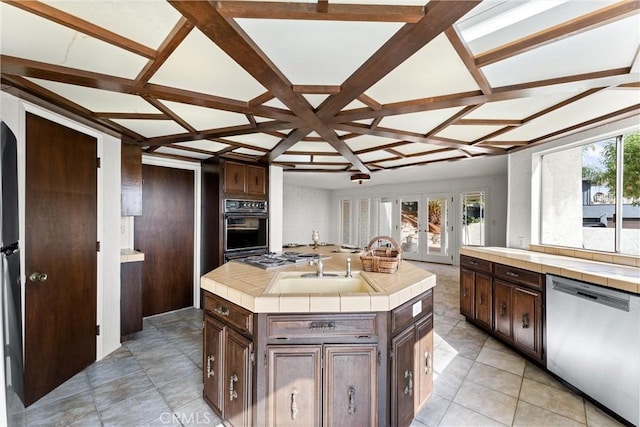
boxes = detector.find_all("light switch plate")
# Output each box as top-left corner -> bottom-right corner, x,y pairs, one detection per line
412,301 -> 422,317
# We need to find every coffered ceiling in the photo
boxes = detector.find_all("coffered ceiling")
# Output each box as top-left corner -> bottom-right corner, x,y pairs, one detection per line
1,0 -> 639,184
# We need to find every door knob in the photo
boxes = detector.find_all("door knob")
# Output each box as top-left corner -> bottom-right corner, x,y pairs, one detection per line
29,272 -> 48,282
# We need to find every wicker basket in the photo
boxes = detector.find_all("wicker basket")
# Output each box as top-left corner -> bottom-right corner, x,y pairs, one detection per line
360,236 -> 402,273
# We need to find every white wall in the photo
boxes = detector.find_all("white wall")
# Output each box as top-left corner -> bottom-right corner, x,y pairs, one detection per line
283,184 -> 333,245
0,91 -> 122,365
269,166 -> 284,252
507,116 -> 640,248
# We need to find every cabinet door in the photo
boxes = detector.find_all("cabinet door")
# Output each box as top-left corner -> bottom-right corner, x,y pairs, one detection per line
266,346 -> 322,427
391,327 -> 415,427
246,165 -> 266,196
225,328 -> 253,427
460,268 -> 475,319
493,280 -> 513,342
324,345 -> 377,427
120,261 -> 142,340
414,315 -> 433,411
512,287 -> 542,360
474,273 -> 493,329
203,316 -> 225,415
224,161 -> 246,194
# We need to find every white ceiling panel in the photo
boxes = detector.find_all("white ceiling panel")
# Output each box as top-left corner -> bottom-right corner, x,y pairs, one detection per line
436,125 -> 505,142
223,133 -> 282,149
275,154 -> 312,163
367,34 -> 480,104
465,93 -> 579,120
377,149 -> 462,168
379,107 -> 466,134
394,142 -> 446,156
312,156 -> 349,163
1,3 -> 147,79
155,146 -> 210,160
483,15 -> 640,88
162,101 -> 249,131
232,148 -> 266,156
150,29 -> 266,101
40,0 -> 182,50
174,140 -> 229,152
289,142 -> 336,153
357,151 -> 397,163
289,164 -> 347,171
492,89 -> 640,141
237,19 -> 402,86
25,78 -> 160,113
111,119 -> 185,138
301,94 -> 330,108
345,135 -> 395,151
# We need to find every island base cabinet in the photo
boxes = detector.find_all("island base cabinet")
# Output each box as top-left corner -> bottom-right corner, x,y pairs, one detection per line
493,281 -> 513,342
391,326 -> 416,427
324,345 -> 378,427
203,312 -> 253,427
415,315 -> 434,409
459,269 -> 475,319
266,346 -> 322,427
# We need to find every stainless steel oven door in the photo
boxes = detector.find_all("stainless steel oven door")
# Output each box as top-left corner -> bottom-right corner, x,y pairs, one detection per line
224,214 -> 268,252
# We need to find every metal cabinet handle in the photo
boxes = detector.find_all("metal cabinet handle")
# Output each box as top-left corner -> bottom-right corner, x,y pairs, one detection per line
234,173 -> 239,183
468,261 -> 478,266
206,355 -> 215,379
522,313 -> 530,329
229,373 -> 238,401
425,351 -> 432,374
499,302 -> 506,317
291,389 -> 299,420
348,387 -> 356,415
309,321 -> 336,330
215,305 -> 230,316
480,294 -> 485,305
29,272 -> 48,282
255,176 -> 260,186
463,288 -> 467,298
404,370 -> 413,396
505,271 -> 520,278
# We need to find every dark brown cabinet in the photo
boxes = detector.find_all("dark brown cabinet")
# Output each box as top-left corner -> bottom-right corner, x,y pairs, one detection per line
247,165 -> 266,196
223,160 -> 266,197
121,142 -> 142,216
203,315 -> 224,413
461,255 -> 545,364
120,260 -> 143,341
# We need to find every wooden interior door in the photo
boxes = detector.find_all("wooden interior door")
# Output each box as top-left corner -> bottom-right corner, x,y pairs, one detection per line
134,164 -> 194,316
24,113 -> 97,406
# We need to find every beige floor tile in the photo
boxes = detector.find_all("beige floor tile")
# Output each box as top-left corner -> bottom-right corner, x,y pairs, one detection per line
584,401 -> 627,427
476,347 -> 526,376
466,362 -> 523,398
413,394 -> 451,427
513,401 -> 586,427
484,336 -> 520,357
453,381 -> 518,425
433,371 -> 465,400
523,360 -> 567,391
439,402 -> 507,427
519,378 -> 586,423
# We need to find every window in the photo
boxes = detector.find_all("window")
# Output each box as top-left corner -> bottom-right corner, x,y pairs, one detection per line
540,132 -> 639,255
461,191 -> 485,246
339,199 -> 351,244
357,198 -> 370,247
378,197 -> 393,236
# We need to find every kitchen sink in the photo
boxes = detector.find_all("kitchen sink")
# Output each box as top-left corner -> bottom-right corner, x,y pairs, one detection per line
265,271 -> 379,294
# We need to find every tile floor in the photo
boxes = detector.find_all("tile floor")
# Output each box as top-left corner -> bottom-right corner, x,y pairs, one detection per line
6,262 -> 627,426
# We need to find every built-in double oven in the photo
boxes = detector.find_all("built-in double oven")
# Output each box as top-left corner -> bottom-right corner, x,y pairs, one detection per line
223,199 -> 268,261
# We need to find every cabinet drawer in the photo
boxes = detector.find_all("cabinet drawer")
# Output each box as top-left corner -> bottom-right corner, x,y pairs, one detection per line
460,255 -> 492,274
204,292 -> 253,336
494,264 -> 542,291
391,290 -> 433,335
266,313 -> 377,339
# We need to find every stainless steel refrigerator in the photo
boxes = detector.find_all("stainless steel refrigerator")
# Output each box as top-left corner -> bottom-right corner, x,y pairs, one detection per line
1,121 -> 24,404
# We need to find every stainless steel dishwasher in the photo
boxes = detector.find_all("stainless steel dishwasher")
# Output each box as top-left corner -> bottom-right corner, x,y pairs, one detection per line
546,275 -> 640,426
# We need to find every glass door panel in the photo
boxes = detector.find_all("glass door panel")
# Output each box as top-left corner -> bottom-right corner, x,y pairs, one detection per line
424,195 -> 450,263
399,195 -> 421,260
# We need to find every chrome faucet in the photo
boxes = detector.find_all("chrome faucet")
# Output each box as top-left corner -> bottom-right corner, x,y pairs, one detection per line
310,254 -> 324,277
345,257 -> 352,277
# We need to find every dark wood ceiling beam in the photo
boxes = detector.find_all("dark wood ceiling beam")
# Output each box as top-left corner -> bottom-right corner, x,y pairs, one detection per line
357,94 -> 382,110
354,141 -> 412,155
317,0 -> 329,14
0,55 -> 299,122
631,44 -> 640,73
377,154 -> 469,171
475,0 -> 640,67
159,144 -> 218,156
135,17 -> 194,86
267,128 -> 313,161
94,112 -> 167,120
385,148 -> 406,158
209,138 -> 271,153
248,91 -> 275,107
285,150 -> 340,156
292,85 -> 341,94
144,152 -> 202,163
331,68 -> 636,123
479,140 -> 528,147
444,28 -> 492,95
3,0 -> 156,59
370,116 -> 383,130
215,1 -> 426,23
168,0 -> 370,172
426,105 -> 482,137
142,96 -> 197,133
334,122 -> 502,154
245,114 -> 257,127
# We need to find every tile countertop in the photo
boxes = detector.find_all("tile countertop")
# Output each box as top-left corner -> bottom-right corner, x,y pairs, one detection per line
460,246 -> 640,295
120,249 -> 145,263
201,247 -> 435,313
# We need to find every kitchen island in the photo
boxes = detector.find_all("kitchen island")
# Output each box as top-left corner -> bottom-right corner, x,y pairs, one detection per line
200,246 -> 436,427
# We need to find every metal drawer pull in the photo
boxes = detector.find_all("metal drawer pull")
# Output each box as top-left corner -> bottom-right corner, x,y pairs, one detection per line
229,373 -> 238,401
505,271 -> 520,278
499,302 -> 506,317
291,389 -> 299,420
206,355 -> 215,378
309,321 -> 336,330
29,272 -> 48,282
348,387 -> 356,415
215,305 -> 230,316
425,351 -> 432,374
522,313 -> 530,329
468,261 -> 478,266
404,370 -> 413,396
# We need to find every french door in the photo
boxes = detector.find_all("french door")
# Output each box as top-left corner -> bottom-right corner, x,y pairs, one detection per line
398,193 -> 452,264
